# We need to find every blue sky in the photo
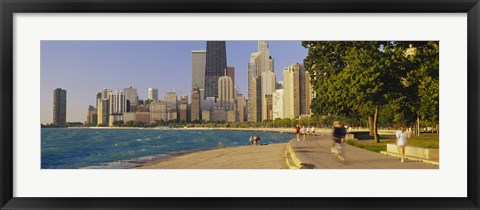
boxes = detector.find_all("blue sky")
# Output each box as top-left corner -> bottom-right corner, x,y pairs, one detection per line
41,41 -> 308,123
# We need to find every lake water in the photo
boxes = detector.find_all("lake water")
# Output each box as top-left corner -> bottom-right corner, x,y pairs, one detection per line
41,128 -> 295,169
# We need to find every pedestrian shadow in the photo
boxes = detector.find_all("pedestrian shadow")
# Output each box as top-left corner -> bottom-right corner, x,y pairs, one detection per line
299,163 -> 315,169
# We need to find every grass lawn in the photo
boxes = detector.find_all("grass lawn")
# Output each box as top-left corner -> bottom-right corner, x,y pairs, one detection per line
346,132 -> 439,153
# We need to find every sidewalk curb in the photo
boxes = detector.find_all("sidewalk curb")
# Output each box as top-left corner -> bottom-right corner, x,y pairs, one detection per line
380,151 -> 439,166
285,140 -> 304,169
285,144 -> 299,169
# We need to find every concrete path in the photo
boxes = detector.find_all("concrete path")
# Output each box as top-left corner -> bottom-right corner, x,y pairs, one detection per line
289,133 -> 438,169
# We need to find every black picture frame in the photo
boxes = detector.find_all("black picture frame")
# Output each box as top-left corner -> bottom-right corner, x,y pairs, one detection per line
1,0 -> 479,209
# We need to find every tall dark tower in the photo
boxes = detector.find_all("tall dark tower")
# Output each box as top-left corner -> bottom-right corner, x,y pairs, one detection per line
53,88 -> 67,125
204,41 -> 227,99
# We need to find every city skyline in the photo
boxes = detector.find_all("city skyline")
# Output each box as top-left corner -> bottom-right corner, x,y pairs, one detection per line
41,41 -> 308,124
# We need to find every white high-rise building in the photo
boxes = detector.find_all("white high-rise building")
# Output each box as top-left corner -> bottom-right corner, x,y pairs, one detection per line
148,88 -> 159,101
107,90 -> 127,127
192,50 -> 207,100
272,89 -> 284,119
108,90 -> 127,114
247,41 -> 277,122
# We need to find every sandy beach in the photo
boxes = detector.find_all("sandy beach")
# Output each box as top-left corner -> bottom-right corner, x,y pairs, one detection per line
136,143 -> 289,169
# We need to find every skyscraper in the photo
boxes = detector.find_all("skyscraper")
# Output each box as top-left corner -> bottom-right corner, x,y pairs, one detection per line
247,53 -> 261,122
190,87 -> 201,122
261,71 -> 276,120
247,41 -> 275,122
225,66 -> 235,92
179,95 -> 189,122
299,67 -> 311,116
96,92 -> 102,106
148,88 -> 159,101
258,41 -> 270,74
250,76 -> 262,122
150,100 -> 167,122
204,41 -> 227,99
123,87 -> 138,107
236,95 -> 247,122
191,50 -> 206,99
217,75 -> 234,106
108,90 -> 126,126
269,56 -> 274,72
164,92 -> 178,121
86,105 -> 97,125
272,89 -> 284,119
265,94 -> 273,121
97,88 -> 111,126
97,99 -> 109,126
108,91 -> 127,114
52,88 -> 67,125
283,63 -> 311,119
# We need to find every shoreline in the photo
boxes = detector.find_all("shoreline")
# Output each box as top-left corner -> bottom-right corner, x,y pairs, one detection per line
66,128 -> 302,169
66,126 -> 337,135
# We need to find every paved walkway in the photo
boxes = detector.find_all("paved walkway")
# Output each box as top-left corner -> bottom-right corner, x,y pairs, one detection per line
137,143 -> 287,169
289,133 -> 438,169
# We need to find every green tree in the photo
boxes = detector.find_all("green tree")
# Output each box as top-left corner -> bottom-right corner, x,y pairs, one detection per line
303,41 -> 393,142
303,41 -> 439,141
368,41 -> 438,132
112,120 -> 124,127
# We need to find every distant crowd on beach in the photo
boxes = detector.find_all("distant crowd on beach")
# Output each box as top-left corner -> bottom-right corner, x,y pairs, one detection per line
249,134 -> 262,145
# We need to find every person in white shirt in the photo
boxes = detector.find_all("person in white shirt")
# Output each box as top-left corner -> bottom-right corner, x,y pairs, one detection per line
311,126 -> 316,136
396,126 -> 408,162
306,126 -> 310,136
301,126 -> 306,141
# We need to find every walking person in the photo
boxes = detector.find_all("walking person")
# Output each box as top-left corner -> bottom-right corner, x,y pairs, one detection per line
396,125 -> 408,162
249,136 -> 253,145
302,126 -> 306,141
306,126 -> 311,136
295,125 -> 301,141
311,126 -> 316,136
332,121 -> 347,161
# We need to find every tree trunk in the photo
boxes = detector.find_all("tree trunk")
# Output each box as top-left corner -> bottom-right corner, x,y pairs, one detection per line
373,106 -> 380,143
368,116 -> 374,136
416,115 -> 420,136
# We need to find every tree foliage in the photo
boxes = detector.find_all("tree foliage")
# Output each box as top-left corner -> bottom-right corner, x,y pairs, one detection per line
302,41 -> 439,142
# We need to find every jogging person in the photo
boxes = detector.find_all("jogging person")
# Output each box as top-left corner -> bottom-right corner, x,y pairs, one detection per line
396,125 -> 408,162
295,125 -> 301,141
332,121 -> 347,161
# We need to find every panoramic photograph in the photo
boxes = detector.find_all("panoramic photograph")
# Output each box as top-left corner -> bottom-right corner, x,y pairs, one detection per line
41,40 -> 439,169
